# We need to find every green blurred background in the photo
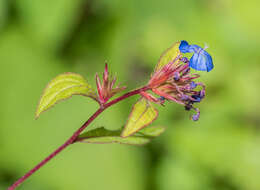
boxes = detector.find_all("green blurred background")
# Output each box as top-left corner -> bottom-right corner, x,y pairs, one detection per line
1,0 -> 260,189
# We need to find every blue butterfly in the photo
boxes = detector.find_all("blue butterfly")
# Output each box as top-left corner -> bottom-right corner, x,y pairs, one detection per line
179,40 -> 214,72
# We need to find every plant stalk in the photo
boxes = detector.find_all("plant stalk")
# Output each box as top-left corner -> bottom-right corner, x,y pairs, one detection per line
8,86 -> 149,190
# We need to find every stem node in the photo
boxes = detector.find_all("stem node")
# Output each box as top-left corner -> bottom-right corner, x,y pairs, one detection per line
8,86 -> 149,190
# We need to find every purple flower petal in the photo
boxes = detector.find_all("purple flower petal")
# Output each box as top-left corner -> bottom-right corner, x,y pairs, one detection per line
179,40 -> 214,72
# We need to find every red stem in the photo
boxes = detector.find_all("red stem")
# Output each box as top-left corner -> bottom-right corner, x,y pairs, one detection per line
8,86 -> 149,190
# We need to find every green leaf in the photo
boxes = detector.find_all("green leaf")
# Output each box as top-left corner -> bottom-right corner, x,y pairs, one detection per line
35,73 -> 97,119
155,41 -> 181,71
77,126 -> 166,145
121,98 -> 158,138
77,127 -> 150,145
138,126 -> 166,137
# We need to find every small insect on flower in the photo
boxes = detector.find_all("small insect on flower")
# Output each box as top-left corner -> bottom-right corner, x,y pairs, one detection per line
179,40 -> 214,72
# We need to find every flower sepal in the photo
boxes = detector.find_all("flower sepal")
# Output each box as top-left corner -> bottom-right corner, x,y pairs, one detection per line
140,40 -> 213,121
96,64 -> 126,105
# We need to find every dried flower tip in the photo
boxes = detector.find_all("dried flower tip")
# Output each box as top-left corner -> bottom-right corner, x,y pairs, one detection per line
180,57 -> 189,63
191,108 -> 200,121
190,81 -> 197,89
174,72 -> 180,81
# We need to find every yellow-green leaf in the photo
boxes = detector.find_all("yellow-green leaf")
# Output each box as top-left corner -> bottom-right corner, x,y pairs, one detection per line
155,41 -> 182,71
77,127 -> 151,145
77,126 -> 166,145
138,126 -> 166,137
35,73 -> 97,119
121,98 -> 158,137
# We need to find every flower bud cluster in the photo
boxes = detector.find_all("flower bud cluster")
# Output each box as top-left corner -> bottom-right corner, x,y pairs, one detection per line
141,40 -> 213,121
